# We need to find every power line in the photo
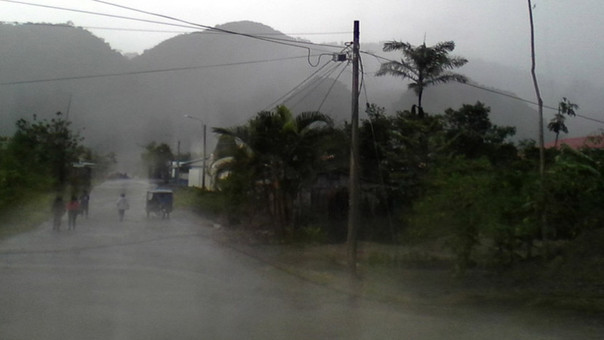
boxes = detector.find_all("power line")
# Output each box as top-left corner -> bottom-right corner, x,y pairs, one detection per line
289,62 -> 346,110
263,60 -> 334,111
81,25 -> 350,37
0,55 -> 313,85
360,50 -> 604,125
0,0 -> 199,30
358,50 -> 370,107
1,22 -> 196,34
9,0 -> 599,125
263,45 -> 352,110
317,62 -> 349,112
461,82 -> 604,125
76,26 -> 194,34
91,0 -> 345,65
1,0 -> 347,52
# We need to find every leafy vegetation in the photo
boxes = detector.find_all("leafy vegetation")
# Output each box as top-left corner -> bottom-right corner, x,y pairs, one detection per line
141,141 -> 174,182
208,98 -> 603,279
0,112 -> 101,236
548,97 -> 579,147
1,113 -> 81,201
2,36 -> 602,289
212,106 -> 334,233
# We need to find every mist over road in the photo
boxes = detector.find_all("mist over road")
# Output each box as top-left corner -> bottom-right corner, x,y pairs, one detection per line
0,180 -> 598,339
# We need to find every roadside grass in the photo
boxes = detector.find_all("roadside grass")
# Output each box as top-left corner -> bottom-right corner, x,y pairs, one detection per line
174,187 -> 227,219
356,234 -> 604,314
0,193 -> 53,240
176,188 -> 604,314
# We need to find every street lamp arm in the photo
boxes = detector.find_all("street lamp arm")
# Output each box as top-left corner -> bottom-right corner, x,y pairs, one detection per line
184,114 -> 203,123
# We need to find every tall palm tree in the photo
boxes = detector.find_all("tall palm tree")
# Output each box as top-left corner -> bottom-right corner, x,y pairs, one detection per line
376,41 -> 468,116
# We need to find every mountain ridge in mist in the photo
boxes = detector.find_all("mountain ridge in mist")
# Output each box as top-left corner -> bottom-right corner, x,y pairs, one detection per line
2,21 -> 600,170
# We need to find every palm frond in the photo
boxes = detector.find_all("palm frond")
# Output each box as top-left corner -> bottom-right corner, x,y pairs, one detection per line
433,41 -> 456,53
376,61 -> 418,80
382,41 -> 411,53
296,111 -> 334,131
212,126 -> 254,154
423,72 -> 468,87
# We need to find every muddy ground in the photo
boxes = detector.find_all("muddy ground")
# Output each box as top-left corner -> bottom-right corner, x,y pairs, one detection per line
210,225 -> 604,329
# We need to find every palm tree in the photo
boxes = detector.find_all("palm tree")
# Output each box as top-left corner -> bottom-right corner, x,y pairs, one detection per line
213,106 -> 333,231
376,41 -> 468,116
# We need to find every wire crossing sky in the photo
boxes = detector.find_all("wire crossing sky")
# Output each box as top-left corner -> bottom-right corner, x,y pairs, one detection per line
2,0 -> 604,125
2,0 -> 603,84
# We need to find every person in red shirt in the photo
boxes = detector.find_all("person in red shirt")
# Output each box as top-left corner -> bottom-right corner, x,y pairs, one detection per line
66,195 -> 81,230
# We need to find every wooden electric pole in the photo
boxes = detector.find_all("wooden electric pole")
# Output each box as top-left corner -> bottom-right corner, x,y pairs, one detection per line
527,0 -> 548,257
347,20 -> 360,276
202,123 -> 207,190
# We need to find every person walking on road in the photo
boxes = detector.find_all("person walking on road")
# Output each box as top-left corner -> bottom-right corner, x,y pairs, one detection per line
51,196 -> 65,231
116,193 -> 129,222
66,195 -> 80,230
79,190 -> 90,218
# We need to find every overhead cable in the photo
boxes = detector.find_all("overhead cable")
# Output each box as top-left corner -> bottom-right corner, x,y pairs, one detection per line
263,60 -> 334,111
79,25 -> 350,37
0,0 -> 199,30
91,0 -> 343,65
317,61 -> 349,112
360,50 -> 604,125
1,0 -> 346,52
1,55 -> 313,85
289,62 -> 345,110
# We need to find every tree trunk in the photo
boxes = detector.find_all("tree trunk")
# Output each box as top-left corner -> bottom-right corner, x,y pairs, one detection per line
528,0 -> 548,257
417,88 -> 424,117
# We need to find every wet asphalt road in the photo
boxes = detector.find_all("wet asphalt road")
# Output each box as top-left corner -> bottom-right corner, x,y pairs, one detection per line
0,179 -> 600,339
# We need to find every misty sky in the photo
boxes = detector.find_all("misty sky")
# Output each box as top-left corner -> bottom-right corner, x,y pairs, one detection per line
2,0 -> 603,85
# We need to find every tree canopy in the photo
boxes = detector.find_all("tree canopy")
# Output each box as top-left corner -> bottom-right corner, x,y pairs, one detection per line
377,40 -> 468,115
212,106 -> 333,230
141,142 -> 174,181
0,112 -> 87,212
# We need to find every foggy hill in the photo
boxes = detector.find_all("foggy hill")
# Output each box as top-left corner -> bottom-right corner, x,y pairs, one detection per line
2,21 -> 601,172
126,21 -> 351,137
0,23 -> 129,138
360,41 -> 604,143
0,21 -> 351,170
0,23 -> 127,81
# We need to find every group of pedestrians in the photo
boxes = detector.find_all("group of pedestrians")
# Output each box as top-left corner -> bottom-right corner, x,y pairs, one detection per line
52,190 -> 88,231
51,191 -> 129,231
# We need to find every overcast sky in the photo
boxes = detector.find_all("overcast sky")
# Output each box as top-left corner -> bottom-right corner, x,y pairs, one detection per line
2,0 -> 603,86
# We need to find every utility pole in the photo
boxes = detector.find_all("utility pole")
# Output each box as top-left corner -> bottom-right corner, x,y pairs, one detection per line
202,123 -> 207,190
527,0 -> 548,257
65,94 -> 73,120
347,20 -> 360,276
176,140 -> 181,185
184,114 -> 207,190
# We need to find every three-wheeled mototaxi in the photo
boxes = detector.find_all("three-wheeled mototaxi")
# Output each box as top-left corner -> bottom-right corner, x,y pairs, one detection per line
146,189 -> 173,219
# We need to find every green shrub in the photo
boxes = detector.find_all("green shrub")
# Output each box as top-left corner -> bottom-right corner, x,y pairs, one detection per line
287,225 -> 327,245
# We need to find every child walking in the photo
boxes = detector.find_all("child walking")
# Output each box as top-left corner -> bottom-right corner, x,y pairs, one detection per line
116,193 -> 129,222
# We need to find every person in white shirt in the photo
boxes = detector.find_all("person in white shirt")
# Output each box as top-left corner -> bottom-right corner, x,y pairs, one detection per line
116,193 -> 130,222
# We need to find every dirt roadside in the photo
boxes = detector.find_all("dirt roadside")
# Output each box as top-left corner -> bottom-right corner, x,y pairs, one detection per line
209,225 -> 604,327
